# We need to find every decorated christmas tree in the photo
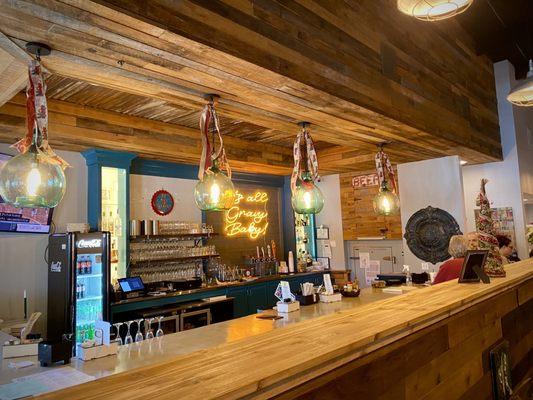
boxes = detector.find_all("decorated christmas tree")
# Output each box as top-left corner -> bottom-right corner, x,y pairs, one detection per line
475,179 -> 505,277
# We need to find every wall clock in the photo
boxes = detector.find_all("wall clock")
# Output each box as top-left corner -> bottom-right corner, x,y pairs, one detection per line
151,189 -> 174,216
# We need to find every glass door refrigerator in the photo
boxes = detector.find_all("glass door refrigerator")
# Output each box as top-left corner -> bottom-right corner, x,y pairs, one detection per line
47,232 -> 110,354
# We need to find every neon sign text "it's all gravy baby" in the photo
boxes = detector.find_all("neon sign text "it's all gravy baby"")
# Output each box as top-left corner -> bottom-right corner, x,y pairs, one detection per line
225,191 -> 269,239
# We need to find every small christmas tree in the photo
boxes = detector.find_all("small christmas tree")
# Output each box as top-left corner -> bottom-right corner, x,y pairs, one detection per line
476,179 -> 505,277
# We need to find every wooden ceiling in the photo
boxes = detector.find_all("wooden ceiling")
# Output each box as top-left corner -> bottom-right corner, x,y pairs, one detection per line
0,0 -> 504,175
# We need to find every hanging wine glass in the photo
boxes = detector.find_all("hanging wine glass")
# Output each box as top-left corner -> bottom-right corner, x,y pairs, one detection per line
124,320 -> 134,345
145,318 -> 155,340
155,316 -> 164,337
112,322 -> 123,345
134,319 -> 144,342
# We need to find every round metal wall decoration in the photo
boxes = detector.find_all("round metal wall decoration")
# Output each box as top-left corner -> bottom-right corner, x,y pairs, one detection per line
151,189 -> 174,216
404,206 -> 462,264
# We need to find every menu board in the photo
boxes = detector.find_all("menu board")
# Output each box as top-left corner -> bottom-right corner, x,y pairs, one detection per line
0,153 -> 53,233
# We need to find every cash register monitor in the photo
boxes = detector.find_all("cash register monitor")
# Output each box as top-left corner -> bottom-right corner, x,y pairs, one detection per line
118,276 -> 145,293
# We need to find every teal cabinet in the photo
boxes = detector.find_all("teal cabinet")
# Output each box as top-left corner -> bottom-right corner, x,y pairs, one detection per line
226,286 -> 249,318
247,284 -> 268,314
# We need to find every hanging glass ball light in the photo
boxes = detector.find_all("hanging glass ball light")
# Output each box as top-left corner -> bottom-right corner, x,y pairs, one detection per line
194,162 -> 236,211
291,172 -> 325,215
373,181 -> 400,216
0,143 -> 66,208
397,0 -> 474,21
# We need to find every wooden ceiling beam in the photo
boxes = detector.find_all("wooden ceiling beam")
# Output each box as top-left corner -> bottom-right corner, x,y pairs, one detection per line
0,32 -> 32,107
0,97 -> 294,175
0,0 -> 502,165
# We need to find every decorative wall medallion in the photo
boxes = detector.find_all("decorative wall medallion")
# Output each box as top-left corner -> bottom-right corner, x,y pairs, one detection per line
404,206 -> 462,264
151,190 -> 174,216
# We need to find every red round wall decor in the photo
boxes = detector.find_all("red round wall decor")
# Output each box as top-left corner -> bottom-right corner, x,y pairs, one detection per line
151,189 -> 174,216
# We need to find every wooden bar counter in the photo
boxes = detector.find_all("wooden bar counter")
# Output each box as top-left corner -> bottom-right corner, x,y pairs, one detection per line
39,260 -> 532,400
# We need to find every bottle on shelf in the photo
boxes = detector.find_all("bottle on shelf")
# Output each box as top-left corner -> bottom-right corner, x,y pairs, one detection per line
114,209 -> 122,237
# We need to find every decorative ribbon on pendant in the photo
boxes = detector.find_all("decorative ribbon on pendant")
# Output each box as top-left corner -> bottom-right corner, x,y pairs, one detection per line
290,124 -> 319,193
198,98 -> 231,180
12,60 -> 69,169
375,148 -> 396,194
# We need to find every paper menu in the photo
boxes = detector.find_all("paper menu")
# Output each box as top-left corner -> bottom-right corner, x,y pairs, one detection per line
359,252 -> 370,269
0,367 -> 95,400
323,274 -> 334,295
365,260 -> 381,285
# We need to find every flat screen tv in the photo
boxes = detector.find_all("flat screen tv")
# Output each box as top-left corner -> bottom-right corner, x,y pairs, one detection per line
0,153 -> 54,234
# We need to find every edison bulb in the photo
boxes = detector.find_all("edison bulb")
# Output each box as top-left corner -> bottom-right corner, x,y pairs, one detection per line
0,145 -> 66,208
194,165 -> 236,211
291,173 -> 325,215
373,182 -> 400,216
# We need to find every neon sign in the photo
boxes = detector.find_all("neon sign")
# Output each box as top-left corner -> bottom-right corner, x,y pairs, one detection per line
225,190 -> 269,239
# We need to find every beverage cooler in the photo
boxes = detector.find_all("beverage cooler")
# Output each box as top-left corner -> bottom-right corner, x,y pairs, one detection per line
47,232 -> 111,352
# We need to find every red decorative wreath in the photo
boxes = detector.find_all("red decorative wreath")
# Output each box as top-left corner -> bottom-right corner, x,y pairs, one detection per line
151,189 -> 174,216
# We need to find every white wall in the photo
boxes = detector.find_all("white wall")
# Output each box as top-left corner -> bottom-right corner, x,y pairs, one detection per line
462,61 -> 530,260
129,174 -> 202,223
398,156 -> 466,272
316,174 -> 346,270
0,144 -> 87,333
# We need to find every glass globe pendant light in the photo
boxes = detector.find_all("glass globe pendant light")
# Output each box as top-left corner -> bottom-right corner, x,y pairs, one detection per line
290,122 -> 324,215
373,180 -> 400,216
0,43 -> 67,208
0,131 -> 66,208
194,94 -> 236,211
194,159 -> 235,211
291,171 -> 325,214
397,0 -> 474,21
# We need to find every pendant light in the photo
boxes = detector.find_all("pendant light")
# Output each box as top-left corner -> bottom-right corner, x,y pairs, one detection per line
373,145 -> 400,216
0,43 -> 67,208
290,122 -> 324,215
194,94 -> 236,211
397,0 -> 474,21
507,60 -> 533,107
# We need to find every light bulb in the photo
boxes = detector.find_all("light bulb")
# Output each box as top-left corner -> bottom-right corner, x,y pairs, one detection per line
373,181 -> 400,216
26,166 -> 42,197
194,164 -> 236,211
291,172 -> 325,215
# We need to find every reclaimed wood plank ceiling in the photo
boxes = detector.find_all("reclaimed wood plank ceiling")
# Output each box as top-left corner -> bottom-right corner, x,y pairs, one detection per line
0,0 -> 503,175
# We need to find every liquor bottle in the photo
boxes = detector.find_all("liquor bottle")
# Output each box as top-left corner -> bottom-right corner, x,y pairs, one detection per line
114,209 -> 122,237
102,211 -> 108,231
108,211 -> 115,235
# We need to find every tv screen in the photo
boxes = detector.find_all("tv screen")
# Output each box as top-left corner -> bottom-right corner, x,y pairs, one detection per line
0,153 -> 54,234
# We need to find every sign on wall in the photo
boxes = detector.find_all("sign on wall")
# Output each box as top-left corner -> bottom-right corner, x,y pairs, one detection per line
225,190 -> 269,239
351,173 -> 379,188
206,185 -> 283,265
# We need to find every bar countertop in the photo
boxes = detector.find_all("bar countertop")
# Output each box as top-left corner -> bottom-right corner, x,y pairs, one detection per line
0,285 -> 395,387
5,260 -> 532,399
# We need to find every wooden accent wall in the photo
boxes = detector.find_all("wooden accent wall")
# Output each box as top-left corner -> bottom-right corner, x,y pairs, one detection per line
278,281 -> 533,400
340,170 -> 402,240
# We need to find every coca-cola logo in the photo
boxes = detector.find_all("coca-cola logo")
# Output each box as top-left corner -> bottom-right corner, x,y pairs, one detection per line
77,238 -> 102,249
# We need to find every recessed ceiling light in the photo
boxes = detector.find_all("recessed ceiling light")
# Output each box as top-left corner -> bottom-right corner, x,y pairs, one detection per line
460,160 -> 468,165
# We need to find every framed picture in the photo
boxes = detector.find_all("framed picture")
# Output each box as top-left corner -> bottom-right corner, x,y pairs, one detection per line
459,250 -> 489,283
490,341 -> 513,400
316,257 -> 330,270
316,227 -> 329,239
